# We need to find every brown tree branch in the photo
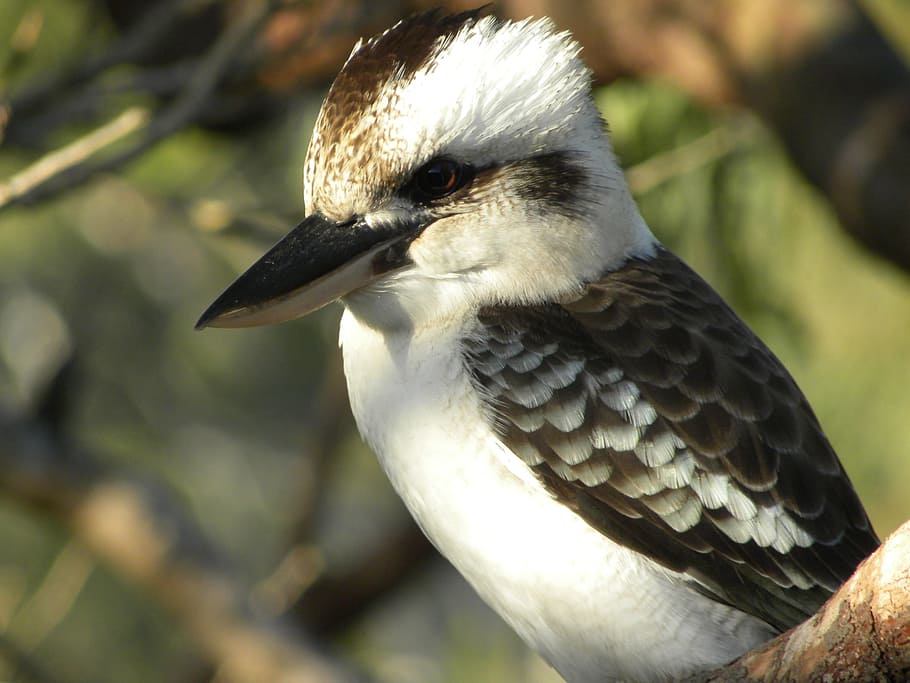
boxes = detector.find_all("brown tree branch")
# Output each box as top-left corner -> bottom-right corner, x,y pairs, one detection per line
0,410 -> 372,683
688,521 -> 910,682
0,107 -> 149,209
291,523 -> 437,636
9,0 -> 217,118
1,0 -> 275,210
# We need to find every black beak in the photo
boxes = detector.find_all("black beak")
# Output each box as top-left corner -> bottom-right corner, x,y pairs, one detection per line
196,213 -> 413,329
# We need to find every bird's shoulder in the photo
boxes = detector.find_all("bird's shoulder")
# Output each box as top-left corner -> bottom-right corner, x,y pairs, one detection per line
461,247 -> 879,630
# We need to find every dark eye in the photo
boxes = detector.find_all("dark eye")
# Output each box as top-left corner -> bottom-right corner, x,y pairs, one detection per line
412,157 -> 472,200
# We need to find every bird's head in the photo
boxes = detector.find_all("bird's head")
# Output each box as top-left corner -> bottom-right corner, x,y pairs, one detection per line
197,9 -> 655,332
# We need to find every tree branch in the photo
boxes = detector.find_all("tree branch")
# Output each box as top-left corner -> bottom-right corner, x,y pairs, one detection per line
9,0 -> 216,118
292,524 -> 436,636
0,410 -> 372,683
688,521 -> 910,682
0,107 -> 149,209
1,0 -> 274,210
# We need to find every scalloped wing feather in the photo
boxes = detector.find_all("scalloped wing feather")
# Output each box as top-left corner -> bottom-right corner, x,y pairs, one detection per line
463,248 -> 879,631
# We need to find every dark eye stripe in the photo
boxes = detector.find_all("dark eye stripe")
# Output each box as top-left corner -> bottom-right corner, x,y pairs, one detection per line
450,152 -> 589,218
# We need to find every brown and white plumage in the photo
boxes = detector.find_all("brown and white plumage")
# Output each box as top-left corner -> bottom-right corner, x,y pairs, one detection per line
465,248 -> 876,633
198,9 -> 878,682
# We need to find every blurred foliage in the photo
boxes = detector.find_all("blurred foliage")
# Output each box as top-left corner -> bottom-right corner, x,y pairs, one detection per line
1,2 -> 909,683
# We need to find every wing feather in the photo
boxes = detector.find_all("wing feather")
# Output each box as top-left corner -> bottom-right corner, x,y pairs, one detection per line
463,248 -> 878,631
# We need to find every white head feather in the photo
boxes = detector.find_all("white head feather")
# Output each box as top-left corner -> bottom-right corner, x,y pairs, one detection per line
303,12 -> 657,330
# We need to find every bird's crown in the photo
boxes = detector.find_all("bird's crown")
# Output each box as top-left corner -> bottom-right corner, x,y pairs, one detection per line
303,9 -> 605,220
293,10 -> 655,327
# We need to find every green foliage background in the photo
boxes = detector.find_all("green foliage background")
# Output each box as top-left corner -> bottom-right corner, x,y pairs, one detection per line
0,2 -> 908,682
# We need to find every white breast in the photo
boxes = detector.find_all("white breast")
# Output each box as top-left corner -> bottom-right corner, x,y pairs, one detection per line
338,307 -> 774,683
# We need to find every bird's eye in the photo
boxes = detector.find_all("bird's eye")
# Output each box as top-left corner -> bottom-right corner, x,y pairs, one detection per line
412,157 -> 472,201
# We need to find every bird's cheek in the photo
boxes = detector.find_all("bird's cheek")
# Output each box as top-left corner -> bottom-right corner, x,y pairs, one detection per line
409,217 -> 504,276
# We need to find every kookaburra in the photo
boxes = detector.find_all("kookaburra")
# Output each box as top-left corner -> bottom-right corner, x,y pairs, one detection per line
197,9 -> 879,682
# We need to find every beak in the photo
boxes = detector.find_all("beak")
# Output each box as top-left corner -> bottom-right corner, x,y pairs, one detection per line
196,212 -> 413,329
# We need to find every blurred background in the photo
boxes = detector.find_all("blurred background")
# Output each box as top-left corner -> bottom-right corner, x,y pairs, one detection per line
1,1 -> 909,681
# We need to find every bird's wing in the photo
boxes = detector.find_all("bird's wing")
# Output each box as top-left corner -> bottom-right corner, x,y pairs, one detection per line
462,247 -> 879,631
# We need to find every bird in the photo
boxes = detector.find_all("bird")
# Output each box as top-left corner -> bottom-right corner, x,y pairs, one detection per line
196,9 -> 879,682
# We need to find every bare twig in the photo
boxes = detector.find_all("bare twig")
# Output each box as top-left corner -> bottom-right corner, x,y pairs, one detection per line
9,0 -> 216,116
9,540 -> 94,651
0,107 -> 149,209
292,523 -> 436,636
1,0 -> 276,211
148,0 -> 272,139
626,119 -> 758,195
